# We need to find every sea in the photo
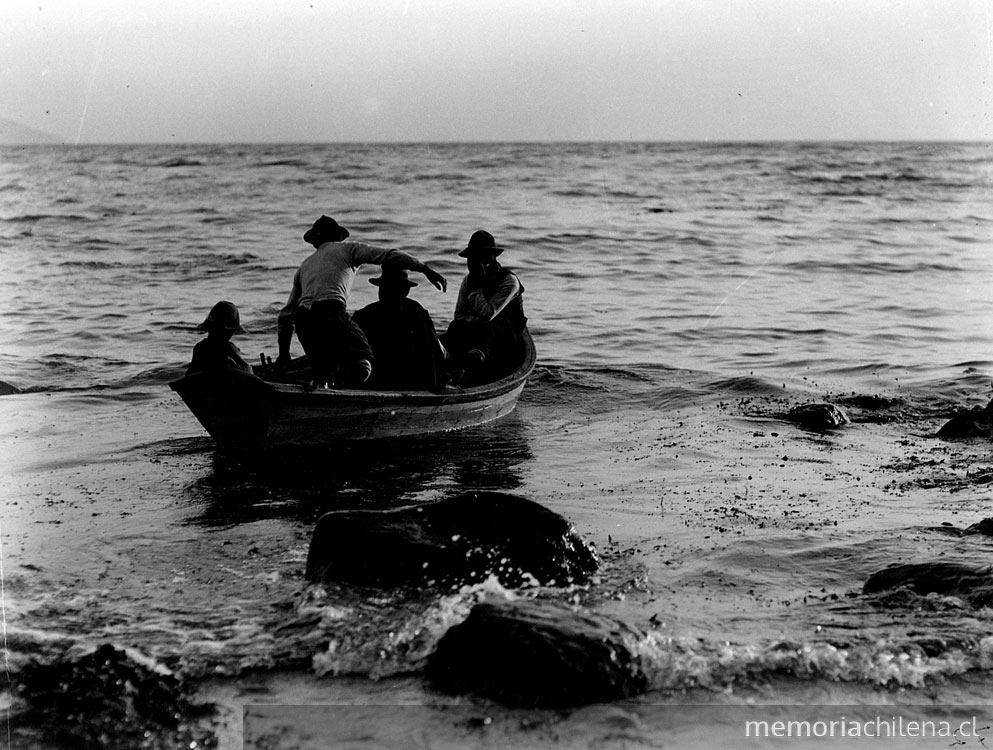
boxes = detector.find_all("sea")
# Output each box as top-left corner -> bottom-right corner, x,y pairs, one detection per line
2,141 -> 993,749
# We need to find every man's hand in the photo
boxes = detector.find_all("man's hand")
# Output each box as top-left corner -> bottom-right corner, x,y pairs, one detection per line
423,265 -> 447,292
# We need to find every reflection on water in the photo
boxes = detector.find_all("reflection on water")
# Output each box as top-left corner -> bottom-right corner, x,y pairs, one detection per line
183,413 -> 533,526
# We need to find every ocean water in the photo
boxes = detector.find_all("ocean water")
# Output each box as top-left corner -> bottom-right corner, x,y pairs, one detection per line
2,141 -> 993,748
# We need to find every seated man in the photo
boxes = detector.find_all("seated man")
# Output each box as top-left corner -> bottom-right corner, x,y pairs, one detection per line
442,230 -> 527,384
352,267 -> 447,390
186,300 -> 254,377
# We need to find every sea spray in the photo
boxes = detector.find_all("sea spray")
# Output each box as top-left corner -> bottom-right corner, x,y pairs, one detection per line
311,576 -> 519,679
633,633 -> 990,692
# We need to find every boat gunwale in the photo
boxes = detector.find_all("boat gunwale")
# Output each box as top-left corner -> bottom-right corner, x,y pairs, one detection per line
169,329 -> 537,408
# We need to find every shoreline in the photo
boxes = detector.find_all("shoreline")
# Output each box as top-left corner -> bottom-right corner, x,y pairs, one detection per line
6,381 -> 993,749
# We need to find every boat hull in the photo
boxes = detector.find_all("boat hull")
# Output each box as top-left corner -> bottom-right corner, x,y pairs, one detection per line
170,331 -> 535,450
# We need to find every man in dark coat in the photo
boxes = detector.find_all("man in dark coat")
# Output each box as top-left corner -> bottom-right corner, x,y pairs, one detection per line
352,267 -> 448,391
442,230 -> 527,384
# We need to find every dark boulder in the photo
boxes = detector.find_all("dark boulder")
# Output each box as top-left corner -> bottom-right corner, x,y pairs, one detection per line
306,491 -> 599,589
787,403 -> 849,430
863,561 -> 993,605
17,644 -> 215,750
964,518 -> 993,536
923,518 -> 993,537
426,598 -> 649,707
937,401 -> 993,438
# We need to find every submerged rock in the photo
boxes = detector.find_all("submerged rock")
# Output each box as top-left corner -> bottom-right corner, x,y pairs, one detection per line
426,599 -> 649,707
306,491 -> 599,589
927,518 -> 993,537
787,402 -> 850,430
863,561 -> 993,606
17,643 -> 215,750
937,401 -> 993,438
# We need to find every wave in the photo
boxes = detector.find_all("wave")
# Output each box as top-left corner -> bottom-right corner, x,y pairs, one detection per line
409,172 -> 472,182
12,608 -> 993,723
148,577 -> 993,691
256,159 -> 312,168
637,633 -> 991,692
198,214 -> 241,225
57,260 -> 125,270
705,375 -> 783,396
1,213 -> 94,223
802,171 -> 928,184
774,259 -> 963,275
155,157 -> 204,168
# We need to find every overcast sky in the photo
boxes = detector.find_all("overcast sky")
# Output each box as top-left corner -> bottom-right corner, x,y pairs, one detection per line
2,0 -> 990,143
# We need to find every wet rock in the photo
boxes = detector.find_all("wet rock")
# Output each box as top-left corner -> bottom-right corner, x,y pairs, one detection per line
964,518 -> 993,536
17,643 -> 216,750
937,401 -> 993,438
426,599 -> 649,707
923,518 -> 993,537
0,379 -> 19,396
786,402 -> 849,430
863,561 -> 993,606
306,491 -> 599,589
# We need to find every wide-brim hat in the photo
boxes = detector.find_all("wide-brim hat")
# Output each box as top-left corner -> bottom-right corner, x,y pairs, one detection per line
370,268 -> 417,287
304,215 -> 350,245
197,300 -> 245,333
458,229 -> 504,258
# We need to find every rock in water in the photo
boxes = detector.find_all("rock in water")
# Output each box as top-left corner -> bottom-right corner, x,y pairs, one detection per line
426,599 -> 649,707
17,643 -> 215,750
787,402 -> 850,429
864,561 -> 993,602
937,401 -> 993,438
306,491 -> 599,588
963,518 -> 993,536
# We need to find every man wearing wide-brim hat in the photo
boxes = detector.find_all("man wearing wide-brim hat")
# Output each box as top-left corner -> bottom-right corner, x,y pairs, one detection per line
276,215 -> 447,387
351,267 -> 448,390
441,230 -> 527,384
186,300 -> 254,376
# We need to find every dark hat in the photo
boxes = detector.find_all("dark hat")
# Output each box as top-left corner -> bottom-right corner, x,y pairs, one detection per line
304,215 -> 350,245
198,300 -> 245,333
458,229 -> 504,258
370,267 -> 417,287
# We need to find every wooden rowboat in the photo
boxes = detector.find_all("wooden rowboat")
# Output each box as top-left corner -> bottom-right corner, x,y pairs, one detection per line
170,330 -> 536,451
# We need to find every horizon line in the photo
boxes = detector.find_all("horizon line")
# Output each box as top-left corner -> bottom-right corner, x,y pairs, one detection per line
3,137 -> 992,147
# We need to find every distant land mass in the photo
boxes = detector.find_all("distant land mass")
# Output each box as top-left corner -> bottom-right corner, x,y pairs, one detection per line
0,117 -> 65,145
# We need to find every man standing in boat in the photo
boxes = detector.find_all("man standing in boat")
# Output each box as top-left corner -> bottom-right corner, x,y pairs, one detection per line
442,230 -> 527,384
276,215 -> 447,387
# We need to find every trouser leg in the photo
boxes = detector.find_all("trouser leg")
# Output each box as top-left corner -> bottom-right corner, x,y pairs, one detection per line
294,307 -> 336,384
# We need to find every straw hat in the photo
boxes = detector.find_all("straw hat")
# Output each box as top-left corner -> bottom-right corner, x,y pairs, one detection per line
197,300 -> 245,333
